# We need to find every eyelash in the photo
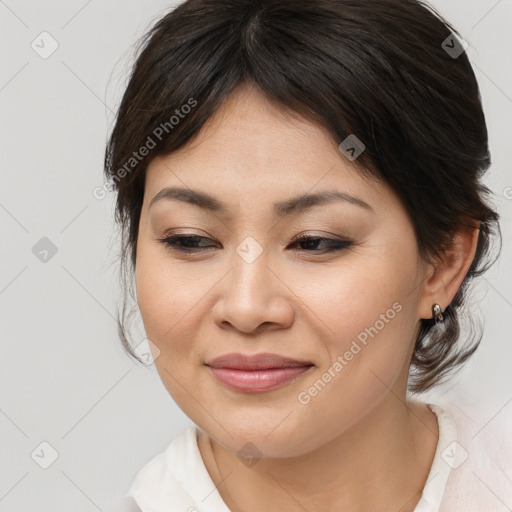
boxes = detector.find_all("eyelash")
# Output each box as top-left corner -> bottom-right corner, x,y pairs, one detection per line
157,233 -> 353,254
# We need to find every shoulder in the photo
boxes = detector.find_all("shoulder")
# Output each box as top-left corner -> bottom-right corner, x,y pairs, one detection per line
439,389 -> 512,459
125,425 -> 202,511
426,388 -> 512,511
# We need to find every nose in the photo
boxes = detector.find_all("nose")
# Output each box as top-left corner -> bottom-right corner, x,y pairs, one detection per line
212,243 -> 295,335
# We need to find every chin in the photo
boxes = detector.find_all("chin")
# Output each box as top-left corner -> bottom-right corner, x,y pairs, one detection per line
196,412 -> 328,460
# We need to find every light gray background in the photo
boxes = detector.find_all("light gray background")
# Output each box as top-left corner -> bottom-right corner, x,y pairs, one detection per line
0,0 -> 511,510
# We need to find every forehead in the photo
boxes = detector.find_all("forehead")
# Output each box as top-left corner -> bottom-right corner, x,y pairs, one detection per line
144,85 -> 388,212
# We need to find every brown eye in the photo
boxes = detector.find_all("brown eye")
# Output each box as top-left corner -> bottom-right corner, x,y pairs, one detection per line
288,234 -> 353,253
158,234 -> 217,253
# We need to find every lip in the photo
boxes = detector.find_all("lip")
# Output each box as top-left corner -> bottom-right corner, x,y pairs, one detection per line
205,352 -> 314,370
204,352 -> 314,393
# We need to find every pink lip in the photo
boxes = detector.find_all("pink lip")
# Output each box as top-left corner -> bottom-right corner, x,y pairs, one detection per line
204,352 -> 314,393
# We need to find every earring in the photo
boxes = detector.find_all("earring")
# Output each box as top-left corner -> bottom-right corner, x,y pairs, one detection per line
432,303 -> 444,323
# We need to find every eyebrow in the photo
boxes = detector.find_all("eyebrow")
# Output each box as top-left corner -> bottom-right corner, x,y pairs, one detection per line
149,186 -> 374,218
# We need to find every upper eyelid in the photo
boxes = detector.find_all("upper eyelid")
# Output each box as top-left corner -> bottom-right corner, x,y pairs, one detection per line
160,233 -> 349,242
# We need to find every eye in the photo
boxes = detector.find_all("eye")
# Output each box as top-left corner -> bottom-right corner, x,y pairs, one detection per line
288,233 -> 353,253
157,234 -> 217,253
157,233 -> 353,254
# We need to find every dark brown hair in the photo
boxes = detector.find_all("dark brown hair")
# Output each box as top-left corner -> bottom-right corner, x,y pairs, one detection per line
104,0 -> 501,393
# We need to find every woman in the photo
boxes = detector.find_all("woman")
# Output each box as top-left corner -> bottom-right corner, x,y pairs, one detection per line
104,0 -> 510,510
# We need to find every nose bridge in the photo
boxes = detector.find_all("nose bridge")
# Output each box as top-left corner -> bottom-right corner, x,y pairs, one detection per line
235,233 -> 266,265
223,201 -> 284,287
230,234 -> 272,298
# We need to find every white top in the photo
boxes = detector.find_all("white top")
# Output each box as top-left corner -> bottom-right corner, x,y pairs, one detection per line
115,399 -> 512,512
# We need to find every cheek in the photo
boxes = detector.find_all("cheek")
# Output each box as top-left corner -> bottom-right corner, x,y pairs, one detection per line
134,240 -> 219,372
306,241 -> 420,386
307,243 -> 416,334
135,242 -> 189,344
135,249 -> 202,404
289,264 -> 418,447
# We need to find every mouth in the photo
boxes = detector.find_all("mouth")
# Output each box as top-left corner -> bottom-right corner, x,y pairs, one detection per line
204,352 -> 315,393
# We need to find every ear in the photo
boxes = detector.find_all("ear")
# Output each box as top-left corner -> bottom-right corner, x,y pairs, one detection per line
418,222 -> 480,320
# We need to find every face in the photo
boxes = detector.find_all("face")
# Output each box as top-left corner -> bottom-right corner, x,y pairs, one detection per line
135,83 -> 430,458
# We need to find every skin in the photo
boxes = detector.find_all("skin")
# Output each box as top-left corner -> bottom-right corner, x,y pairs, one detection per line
135,82 -> 480,512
